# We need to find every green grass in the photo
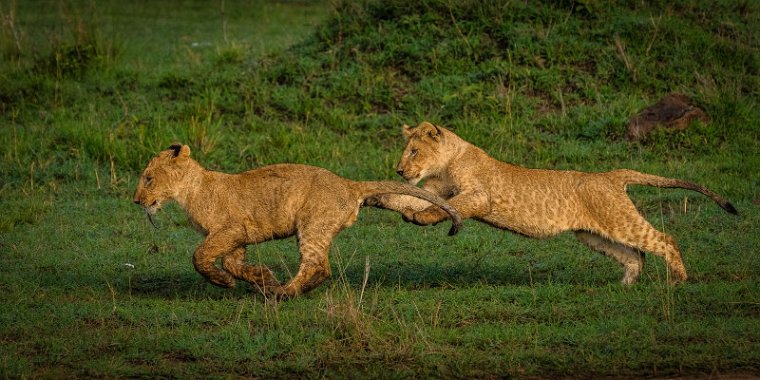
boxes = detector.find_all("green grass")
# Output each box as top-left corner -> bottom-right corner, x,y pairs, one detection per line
1,0 -> 759,378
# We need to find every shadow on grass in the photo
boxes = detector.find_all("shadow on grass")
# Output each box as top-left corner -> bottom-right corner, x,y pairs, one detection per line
126,272 -> 259,300
340,260 -> 618,290
110,259 -> 619,301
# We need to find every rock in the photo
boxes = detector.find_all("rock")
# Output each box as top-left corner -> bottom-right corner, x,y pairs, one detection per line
626,93 -> 710,141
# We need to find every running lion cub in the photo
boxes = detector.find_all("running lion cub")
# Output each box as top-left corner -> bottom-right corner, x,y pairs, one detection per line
133,144 -> 462,298
376,122 -> 737,285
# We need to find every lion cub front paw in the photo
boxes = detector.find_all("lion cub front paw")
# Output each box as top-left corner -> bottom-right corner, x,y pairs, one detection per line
401,208 -> 417,223
412,208 -> 447,226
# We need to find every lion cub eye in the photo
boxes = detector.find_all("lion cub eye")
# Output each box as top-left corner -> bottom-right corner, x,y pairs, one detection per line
144,176 -> 153,186
410,149 -> 418,157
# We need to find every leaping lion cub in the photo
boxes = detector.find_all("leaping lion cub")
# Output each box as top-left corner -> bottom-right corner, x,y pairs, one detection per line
377,122 -> 737,285
133,144 -> 462,298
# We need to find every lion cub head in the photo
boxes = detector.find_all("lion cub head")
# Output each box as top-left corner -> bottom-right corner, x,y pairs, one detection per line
133,144 -> 193,216
396,122 -> 455,185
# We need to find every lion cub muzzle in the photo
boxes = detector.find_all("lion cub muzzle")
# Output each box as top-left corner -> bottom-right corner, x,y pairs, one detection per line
396,170 -> 422,186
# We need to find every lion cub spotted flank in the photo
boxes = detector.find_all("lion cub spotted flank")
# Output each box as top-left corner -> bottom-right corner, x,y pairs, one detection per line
133,144 -> 461,298
376,122 -> 737,285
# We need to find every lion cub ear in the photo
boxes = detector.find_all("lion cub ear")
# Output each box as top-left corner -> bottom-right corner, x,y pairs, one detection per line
178,145 -> 191,158
419,121 -> 442,142
167,144 -> 191,158
402,124 -> 413,140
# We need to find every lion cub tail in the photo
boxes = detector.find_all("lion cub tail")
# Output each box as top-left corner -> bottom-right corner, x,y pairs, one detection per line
617,169 -> 738,215
359,181 -> 463,236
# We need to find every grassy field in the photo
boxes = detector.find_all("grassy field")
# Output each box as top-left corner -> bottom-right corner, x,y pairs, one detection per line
1,0 -> 759,378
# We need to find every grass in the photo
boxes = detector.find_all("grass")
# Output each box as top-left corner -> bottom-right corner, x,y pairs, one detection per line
1,0 -> 759,378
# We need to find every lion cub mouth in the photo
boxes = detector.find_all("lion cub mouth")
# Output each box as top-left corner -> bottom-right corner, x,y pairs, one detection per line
402,175 -> 422,186
397,170 -> 423,186
145,200 -> 160,214
143,201 -> 160,228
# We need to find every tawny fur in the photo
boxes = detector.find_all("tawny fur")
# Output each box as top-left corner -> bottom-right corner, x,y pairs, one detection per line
376,122 -> 737,285
133,144 -> 462,298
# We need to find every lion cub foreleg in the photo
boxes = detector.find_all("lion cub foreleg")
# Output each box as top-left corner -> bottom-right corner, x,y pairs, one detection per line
371,178 -> 454,218
221,248 -> 282,295
192,234 -> 240,288
411,191 -> 489,226
371,194 -> 435,215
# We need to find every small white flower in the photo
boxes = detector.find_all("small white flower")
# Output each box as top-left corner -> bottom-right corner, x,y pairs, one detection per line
124,263 -> 135,269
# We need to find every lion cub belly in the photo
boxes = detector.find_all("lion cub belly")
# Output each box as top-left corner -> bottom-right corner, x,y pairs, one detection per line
481,193 -> 583,238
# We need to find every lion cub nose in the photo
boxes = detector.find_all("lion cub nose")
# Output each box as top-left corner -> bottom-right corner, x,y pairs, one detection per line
133,198 -> 141,205
396,169 -> 404,177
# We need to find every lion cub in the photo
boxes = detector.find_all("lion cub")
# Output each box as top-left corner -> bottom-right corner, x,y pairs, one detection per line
376,122 -> 737,285
133,144 -> 462,298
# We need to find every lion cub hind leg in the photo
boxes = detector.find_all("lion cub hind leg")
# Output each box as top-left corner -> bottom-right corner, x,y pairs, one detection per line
273,225 -> 337,298
575,231 -> 645,285
626,228 -> 686,285
601,219 -> 687,285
